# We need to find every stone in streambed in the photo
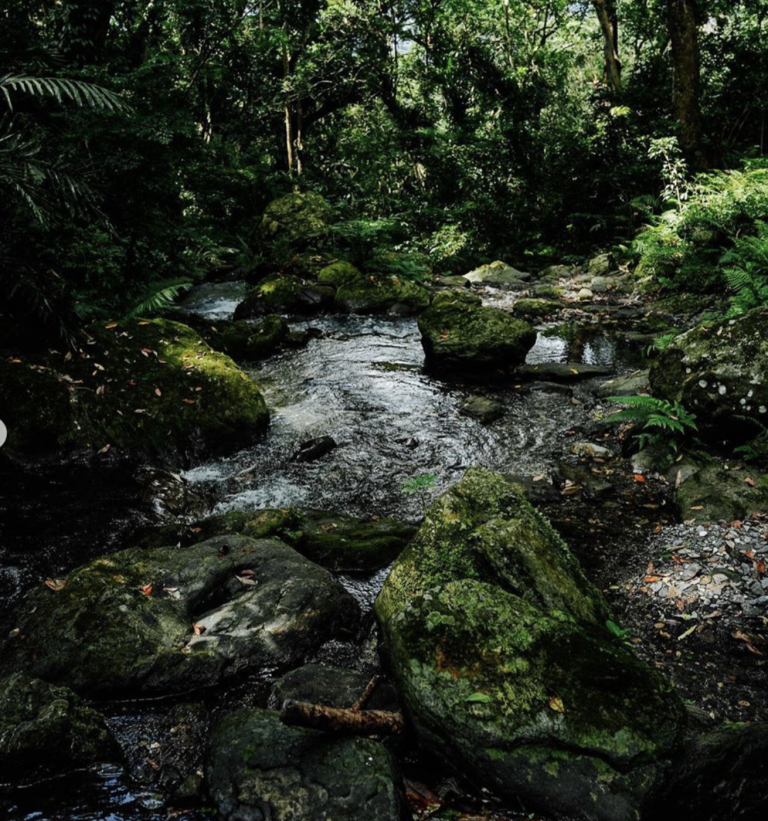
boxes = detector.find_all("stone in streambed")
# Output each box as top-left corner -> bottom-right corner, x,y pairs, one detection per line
595,370 -> 651,398
205,708 -> 404,821
516,361 -> 613,382
183,314 -> 288,361
418,291 -> 536,375
460,394 -> 504,424
140,508 -> 416,573
293,435 -> 337,462
464,260 -> 531,287
234,275 -> 334,318
335,275 -> 431,316
1,536 -> 358,698
0,318 -> 269,462
0,673 -> 117,778
375,469 -> 609,627
512,297 -> 561,319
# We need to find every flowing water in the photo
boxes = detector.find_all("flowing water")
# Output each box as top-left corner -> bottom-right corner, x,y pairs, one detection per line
0,282 -> 645,821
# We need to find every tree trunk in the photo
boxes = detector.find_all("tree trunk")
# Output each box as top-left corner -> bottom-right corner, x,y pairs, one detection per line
593,0 -> 622,93
669,0 -> 704,165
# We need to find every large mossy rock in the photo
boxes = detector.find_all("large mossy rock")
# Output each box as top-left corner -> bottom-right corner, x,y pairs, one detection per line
234,275 -> 334,319
418,291 -> 536,374
388,579 -> 685,821
1,536 -> 358,698
375,470 -> 687,821
205,708 -> 405,821
258,191 -> 335,254
650,722 -> 768,821
335,275 -> 431,316
463,260 -> 530,288
317,260 -> 363,287
0,319 -> 269,462
0,673 -> 116,777
674,462 -> 768,523
650,308 -> 768,435
376,469 -> 609,627
142,508 -> 416,572
182,314 -> 288,362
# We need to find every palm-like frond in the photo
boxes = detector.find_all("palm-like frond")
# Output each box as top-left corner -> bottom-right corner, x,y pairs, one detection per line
124,279 -> 193,319
0,74 -> 129,112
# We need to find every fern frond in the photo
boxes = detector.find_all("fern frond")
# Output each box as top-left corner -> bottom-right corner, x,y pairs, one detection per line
124,279 -> 193,319
0,74 -> 129,112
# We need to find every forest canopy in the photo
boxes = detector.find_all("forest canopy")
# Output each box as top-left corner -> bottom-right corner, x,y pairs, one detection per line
2,1 -> 767,340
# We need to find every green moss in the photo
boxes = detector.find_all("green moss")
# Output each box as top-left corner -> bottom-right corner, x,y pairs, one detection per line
335,275 -> 431,315
0,318 -> 269,460
317,261 -> 364,287
513,298 -> 561,318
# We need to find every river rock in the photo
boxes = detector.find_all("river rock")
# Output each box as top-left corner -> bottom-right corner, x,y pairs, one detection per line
538,264 -> 574,281
577,287 -> 594,301
596,370 -> 651,398
460,394 -> 504,424
418,291 -> 536,375
268,665 -> 399,712
293,435 -> 337,462
0,673 -> 116,778
512,297 -> 561,318
649,307 -> 768,436
590,275 -> 615,293
571,441 -> 614,459
650,722 -> 768,821
375,469 -> 610,627
386,580 -> 684,821
587,253 -> 616,277
516,361 -> 613,382
464,260 -> 531,287
0,319 -> 269,462
141,508 -> 416,572
1,536 -> 359,698
674,462 -> 768,523
234,275 -> 334,319
335,275 -> 431,315
205,709 -> 404,821
317,260 -> 363,287
184,314 -> 289,362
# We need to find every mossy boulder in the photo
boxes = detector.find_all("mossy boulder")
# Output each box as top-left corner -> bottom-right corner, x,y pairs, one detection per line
387,579 -> 685,821
418,291 -> 536,374
0,673 -> 116,777
375,469 -> 610,628
141,508 -> 416,572
317,260 -> 364,287
258,191 -> 335,258
587,253 -> 617,277
650,308 -> 768,435
1,535 -> 358,698
512,297 -> 561,319
205,708 -> 404,821
183,314 -> 288,362
674,463 -> 768,523
335,275 -> 431,316
0,318 -> 269,462
234,275 -> 334,319
464,261 -> 530,288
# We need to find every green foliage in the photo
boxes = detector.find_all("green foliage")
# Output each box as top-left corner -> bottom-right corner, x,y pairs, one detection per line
733,416 -> 768,465
721,222 -> 768,316
403,473 -> 438,513
606,395 -> 698,467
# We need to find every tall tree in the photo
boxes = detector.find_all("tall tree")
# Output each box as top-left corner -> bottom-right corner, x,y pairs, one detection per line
593,0 -> 622,92
668,0 -> 704,165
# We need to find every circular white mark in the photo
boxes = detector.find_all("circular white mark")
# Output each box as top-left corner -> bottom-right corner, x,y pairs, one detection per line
718,385 -> 727,395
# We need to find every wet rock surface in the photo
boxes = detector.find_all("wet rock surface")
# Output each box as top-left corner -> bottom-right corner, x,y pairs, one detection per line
205,708 -> 405,821
1,535 -> 359,698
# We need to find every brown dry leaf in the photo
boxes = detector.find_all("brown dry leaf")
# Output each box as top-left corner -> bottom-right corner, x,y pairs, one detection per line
137,320 -> 151,325
690,505 -> 704,510
634,473 -> 646,483
732,629 -> 764,656
745,477 -> 756,487
105,322 -> 118,329
98,443 -> 112,455
238,569 -> 255,577
756,558 -> 766,576
155,388 -> 162,397
182,398 -> 196,405
644,575 -> 662,583
140,583 -> 154,596
192,623 -> 206,636
45,578 -> 67,592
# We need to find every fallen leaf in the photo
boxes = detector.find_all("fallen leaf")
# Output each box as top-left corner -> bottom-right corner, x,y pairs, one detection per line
140,583 -> 154,596
745,477 -> 756,487
182,398 -> 196,405
548,695 -> 566,713
235,575 -> 257,585
634,473 -> 646,483
98,443 -> 112,454
155,388 -> 162,397
45,578 -> 67,592
105,322 -> 118,329
192,623 -> 206,636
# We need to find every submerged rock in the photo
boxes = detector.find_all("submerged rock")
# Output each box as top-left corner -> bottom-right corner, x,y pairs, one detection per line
205,709 -> 404,821
293,435 -> 337,463
650,308 -> 768,436
0,319 -> 269,462
0,673 -> 116,777
418,291 -> 536,375
459,394 -> 504,424
375,470 -> 686,821
1,536 -> 358,698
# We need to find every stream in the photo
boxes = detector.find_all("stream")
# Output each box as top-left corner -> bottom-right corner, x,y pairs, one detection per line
0,281 -> 646,821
